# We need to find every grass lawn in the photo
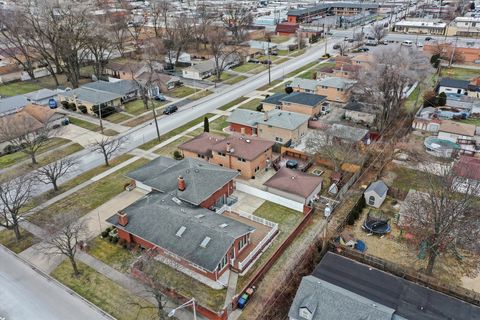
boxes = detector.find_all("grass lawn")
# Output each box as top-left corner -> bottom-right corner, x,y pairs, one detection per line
149,259 -> 226,311
189,90 -> 213,101
154,135 -> 192,157
24,154 -> 134,212
69,117 -> 118,136
272,82 -> 291,93
224,75 -> 247,85
440,67 -> 479,80
123,113 -> 154,127
87,236 -> 139,273
257,79 -> 284,91
237,201 -> 304,290
386,164 -> 436,193
29,158 -> 149,227
233,63 -> 267,74
209,116 -> 229,132
274,57 -> 290,65
218,97 -> 248,111
270,35 -> 291,44
207,72 -> 235,83
169,86 -> 196,98
0,143 -> 84,183
0,81 -> 43,96
138,113 -> 216,150
298,69 -> 317,80
123,100 -> 166,116
277,50 -> 290,56
289,48 -> 306,57
0,228 -> 39,253
52,261 -> 156,320
404,85 -> 421,113
457,118 -> 480,126
285,61 -> 319,78
105,112 -> 132,124
237,99 -> 263,111
0,137 -> 70,170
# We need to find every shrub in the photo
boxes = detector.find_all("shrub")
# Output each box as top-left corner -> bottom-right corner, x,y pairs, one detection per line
285,86 -> 294,94
101,231 -> 108,238
105,227 -> 112,233
173,150 -> 183,160
112,237 -> 119,244
118,238 -> 126,246
203,116 -> 209,132
437,92 -> 447,106
108,235 -> 113,242
61,101 -> 69,109
78,105 -> 88,114
68,103 -> 77,111
256,104 -> 263,112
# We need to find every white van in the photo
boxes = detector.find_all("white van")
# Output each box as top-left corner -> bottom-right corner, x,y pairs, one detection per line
401,40 -> 413,47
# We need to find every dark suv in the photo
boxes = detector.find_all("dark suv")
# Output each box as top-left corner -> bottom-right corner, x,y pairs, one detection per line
163,105 -> 178,115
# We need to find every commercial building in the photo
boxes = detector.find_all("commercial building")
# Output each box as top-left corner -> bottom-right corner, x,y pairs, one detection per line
394,20 -> 447,35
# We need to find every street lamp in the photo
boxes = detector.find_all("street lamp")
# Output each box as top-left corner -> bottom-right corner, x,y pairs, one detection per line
168,298 -> 197,320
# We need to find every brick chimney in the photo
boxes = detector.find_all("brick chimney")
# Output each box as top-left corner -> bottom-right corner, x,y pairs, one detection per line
226,142 -> 231,153
117,210 -> 128,226
178,176 -> 186,191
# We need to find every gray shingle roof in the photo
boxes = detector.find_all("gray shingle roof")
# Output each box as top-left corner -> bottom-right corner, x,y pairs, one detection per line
82,80 -> 139,96
263,93 -> 288,105
280,92 -> 326,107
227,109 -> 309,130
106,192 -> 253,272
61,87 -> 122,105
23,88 -> 57,102
127,157 -> 239,205
439,78 -> 470,90
318,77 -> 356,89
288,275 -> 395,320
0,95 -> 29,115
365,180 -> 388,197
290,78 -> 318,92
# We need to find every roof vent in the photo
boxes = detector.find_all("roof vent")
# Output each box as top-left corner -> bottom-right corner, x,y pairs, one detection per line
172,197 -> 182,205
219,223 -> 228,228
176,226 -> 186,237
200,236 -> 211,248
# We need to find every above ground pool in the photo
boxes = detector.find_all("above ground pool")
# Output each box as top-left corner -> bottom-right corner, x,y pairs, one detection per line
424,136 -> 460,158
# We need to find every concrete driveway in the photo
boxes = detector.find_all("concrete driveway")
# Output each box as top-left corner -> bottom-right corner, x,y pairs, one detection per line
230,190 -> 265,214
58,124 -> 105,147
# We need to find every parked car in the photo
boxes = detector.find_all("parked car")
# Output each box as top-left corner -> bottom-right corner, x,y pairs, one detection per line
358,47 -> 370,52
260,59 -> 272,65
154,94 -> 166,101
333,43 -> 341,50
425,36 -> 433,41
401,40 -> 413,47
163,105 -> 178,115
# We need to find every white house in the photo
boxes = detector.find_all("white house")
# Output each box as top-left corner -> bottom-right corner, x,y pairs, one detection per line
438,78 -> 470,95
182,60 -> 216,80
364,180 -> 388,208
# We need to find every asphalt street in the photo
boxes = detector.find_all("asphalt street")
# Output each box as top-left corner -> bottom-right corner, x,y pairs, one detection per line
0,246 -> 111,320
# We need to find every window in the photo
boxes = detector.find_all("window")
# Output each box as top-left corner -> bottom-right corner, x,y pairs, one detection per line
368,196 -> 375,206
217,254 -> 228,270
217,152 -> 226,156
238,236 -> 248,251
299,307 -> 312,320
237,157 -> 246,162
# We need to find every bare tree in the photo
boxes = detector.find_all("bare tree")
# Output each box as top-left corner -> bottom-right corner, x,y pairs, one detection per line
86,30 -> 114,80
403,164 -> 480,275
128,18 -> 147,52
371,24 -> 387,42
207,28 -> 243,82
0,176 -> 35,240
0,114 -> 59,165
35,158 -> 77,192
354,46 -> 430,132
150,0 -> 170,39
305,130 -> 360,172
163,14 -> 193,66
106,13 -> 130,57
335,42 -> 349,56
0,9 -> 38,80
193,2 -> 217,49
353,31 -> 364,48
40,212 -> 88,277
221,4 -> 253,44
133,253 -> 174,319
90,136 -> 126,166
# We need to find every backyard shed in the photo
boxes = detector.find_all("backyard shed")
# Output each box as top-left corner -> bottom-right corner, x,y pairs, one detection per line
363,180 -> 388,208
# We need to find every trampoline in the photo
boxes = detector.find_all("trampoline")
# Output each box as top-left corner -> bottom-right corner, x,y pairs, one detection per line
362,213 -> 391,235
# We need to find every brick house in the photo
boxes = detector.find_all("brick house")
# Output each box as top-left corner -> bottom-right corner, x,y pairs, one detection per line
262,92 -> 327,117
179,133 -> 275,179
107,157 -> 256,283
227,109 -> 309,144
290,77 -> 356,103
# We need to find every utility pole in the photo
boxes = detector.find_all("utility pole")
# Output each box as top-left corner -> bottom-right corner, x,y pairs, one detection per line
99,104 -> 104,134
324,24 -> 328,55
151,98 -> 161,142
267,36 -> 271,84
449,36 -> 459,66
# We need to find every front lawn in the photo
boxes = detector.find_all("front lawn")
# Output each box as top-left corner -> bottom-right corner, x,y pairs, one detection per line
149,259 -> 226,311
52,261 -> 156,320
87,236 -> 139,273
29,158 -> 149,227
189,90 -> 213,101
218,97 -> 248,111
223,75 -> 247,85
154,135 -> 192,157
457,117 -> 480,126
138,113 -> 216,150
0,137 -> 70,170
105,112 -> 132,124
233,63 -> 267,74
169,86 -> 196,98
274,57 -> 290,65
209,116 -> 229,132
285,61 -> 319,78
123,100 -> 166,116
270,35 -> 291,44
69,117 -> 118,136
0,228 -> 39,253
238,99 -> 263,111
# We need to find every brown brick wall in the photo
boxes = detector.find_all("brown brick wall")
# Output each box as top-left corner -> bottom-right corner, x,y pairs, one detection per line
229,123 -> 254,135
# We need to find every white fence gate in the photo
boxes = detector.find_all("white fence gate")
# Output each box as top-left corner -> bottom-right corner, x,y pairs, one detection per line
236,182 -> 304,212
